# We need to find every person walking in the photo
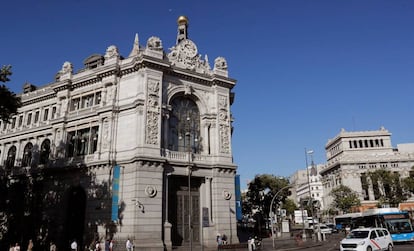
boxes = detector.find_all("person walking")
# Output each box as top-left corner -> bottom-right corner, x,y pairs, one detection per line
14,243 -> 21,251
125,239 -> 132,251
27,239 -> 34,251
109,240 -> 114,251
49,241 -> 56,251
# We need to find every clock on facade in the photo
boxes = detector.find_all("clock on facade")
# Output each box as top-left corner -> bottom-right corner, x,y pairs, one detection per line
179,39 -> 197,58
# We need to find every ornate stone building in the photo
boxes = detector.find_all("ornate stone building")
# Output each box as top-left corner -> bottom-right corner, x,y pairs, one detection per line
0,16 -> 237,250
320,127 -> 414,212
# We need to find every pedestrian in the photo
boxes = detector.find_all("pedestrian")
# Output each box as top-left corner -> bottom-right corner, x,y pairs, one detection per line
49,242 -> 56,251
9,244 -> 14,251
247,237 -> 255,251
95,241 -> 101,251
15,243 -> 21,251
125,239 -> 132,251
109,240 -> 114,251
216,233 -> 222,246
27,239 -> 34,251
71,240 -> 77,251
222,234 -> 228,245
295,231 -> 303,246
105,239 -> 110,251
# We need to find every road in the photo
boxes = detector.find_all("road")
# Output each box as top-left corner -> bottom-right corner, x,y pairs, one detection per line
259,233 -> 414,251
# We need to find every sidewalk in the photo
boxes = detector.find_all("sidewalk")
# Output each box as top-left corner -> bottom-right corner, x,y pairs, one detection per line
261,232 -> 344,251
261,235 -> 322,250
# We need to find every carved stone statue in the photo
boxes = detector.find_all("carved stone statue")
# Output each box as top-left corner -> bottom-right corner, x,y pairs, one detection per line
214,57 -> 227,70
60,61 -> 73,75
105,45 -> 119,59
147,36 -> 163,51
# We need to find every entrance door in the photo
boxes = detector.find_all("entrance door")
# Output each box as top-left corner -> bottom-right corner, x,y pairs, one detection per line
176,190 -> 200,244
170,176 -> 200,247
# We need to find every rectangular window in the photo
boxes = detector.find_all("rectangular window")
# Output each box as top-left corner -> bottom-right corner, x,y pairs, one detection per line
52,106 -> 57,119
66,126 -> 99,157
70,98 -> 80,111
3,120 -> 7,130
95,92 -> 102,105
18,115 -> 23,127
11,117 -> 16,128
27,113 -> 32,125
81,94 -> 94,109
43,108 -> 49,121
34,111 -> 39,123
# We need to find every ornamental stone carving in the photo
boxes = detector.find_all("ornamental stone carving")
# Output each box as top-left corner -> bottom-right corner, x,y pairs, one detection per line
147,36 -> 163,51
214,57 -> 227,70
145,80 -> 160,145
218,95 -> 230,153
105,45 -> 119,59
60,61 -> 73,75
102,118 -> 110,150
167,39 -> 212,74
145,185 -> 157,198
223,190 -> 232,200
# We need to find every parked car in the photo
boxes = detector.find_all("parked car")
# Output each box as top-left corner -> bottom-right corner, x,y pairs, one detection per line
326,223 -> 339,233
314,224 -> 332,235
340,227 -> 393,251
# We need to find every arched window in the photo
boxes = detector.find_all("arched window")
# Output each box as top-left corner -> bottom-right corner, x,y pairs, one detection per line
6,146 -> 17,169
40,139 -> 51,165
168,97 -> 200,153
22,143 -> 33,167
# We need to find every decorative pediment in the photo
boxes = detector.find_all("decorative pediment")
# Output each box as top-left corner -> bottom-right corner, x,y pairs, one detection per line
167,39 -> 212,74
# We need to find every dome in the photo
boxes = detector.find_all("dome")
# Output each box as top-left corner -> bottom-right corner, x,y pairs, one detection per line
177,16 -> 188,25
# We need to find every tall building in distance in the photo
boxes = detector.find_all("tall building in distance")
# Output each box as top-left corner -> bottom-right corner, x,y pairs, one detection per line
0,16 -> 237,250
320,127 -> 414,211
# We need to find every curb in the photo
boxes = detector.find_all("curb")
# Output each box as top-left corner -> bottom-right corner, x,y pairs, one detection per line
274,243 -> 323,251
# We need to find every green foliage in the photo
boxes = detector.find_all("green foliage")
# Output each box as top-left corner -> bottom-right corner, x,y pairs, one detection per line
368,169 -> 409,207
329,185 -> 360,213
244,174 -> 290,217
282,198 -> 298,216
401,166 -> 414,204
0,65 -> 21,121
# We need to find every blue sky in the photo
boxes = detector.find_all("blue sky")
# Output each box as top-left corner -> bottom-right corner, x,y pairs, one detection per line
2,1 -> 414,189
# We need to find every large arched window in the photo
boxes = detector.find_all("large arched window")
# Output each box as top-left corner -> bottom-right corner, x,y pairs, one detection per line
6,146 -> 17,169
22,143 -> 33,167
168,97 -> 200,153
40,139 -> 51,165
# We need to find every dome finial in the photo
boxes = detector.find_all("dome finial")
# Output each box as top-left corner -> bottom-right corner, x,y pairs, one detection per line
177,16 -> 189,25
176,16 -> 189,44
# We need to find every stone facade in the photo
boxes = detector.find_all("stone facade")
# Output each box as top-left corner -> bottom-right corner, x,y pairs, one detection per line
320,127 -> 414,211
0,16 -> 237,250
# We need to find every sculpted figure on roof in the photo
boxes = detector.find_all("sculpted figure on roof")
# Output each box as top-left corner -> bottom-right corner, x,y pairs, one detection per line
60,61 -> 73,75
105,45 -> 119,59
147,36 -> 163,51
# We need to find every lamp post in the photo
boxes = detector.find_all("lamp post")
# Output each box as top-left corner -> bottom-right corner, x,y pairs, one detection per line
305,149 -> 318,241
179,113 -> 199,250
269,184 -> 292,248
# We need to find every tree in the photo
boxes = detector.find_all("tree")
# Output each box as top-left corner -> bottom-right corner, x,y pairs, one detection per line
0,65 -> 21,121
244,174 -> 290,217
281,198 -> 298,217
368,169 -> 409,207
402,166 -> 414,194
329,185 -> 360,213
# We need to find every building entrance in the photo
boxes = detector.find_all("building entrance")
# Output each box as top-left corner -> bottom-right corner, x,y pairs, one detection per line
64,186 -> 86,250
170,176 -> 200,247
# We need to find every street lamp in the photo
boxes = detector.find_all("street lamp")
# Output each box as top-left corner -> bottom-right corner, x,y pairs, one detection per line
305,149 -> 318,241
269,184 -> 293,248
179,112 -> 199,250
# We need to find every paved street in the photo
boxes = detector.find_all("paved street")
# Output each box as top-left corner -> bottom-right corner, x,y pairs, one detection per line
255,233 -> 414,251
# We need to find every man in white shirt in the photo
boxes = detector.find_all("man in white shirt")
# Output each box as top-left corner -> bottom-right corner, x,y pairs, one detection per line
126,239 -> 132,251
